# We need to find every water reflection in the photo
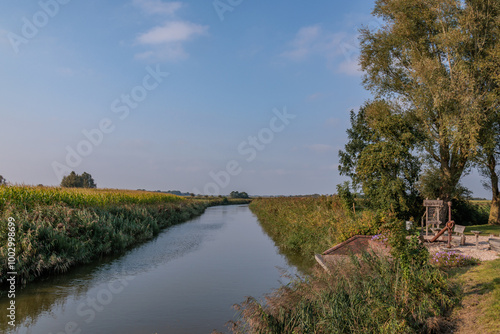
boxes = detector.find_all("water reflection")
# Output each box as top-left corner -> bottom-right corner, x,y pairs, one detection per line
0,205 -> 303,334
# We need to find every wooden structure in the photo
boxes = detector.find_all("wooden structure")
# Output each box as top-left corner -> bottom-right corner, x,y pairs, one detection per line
421,199 -> 445,236
428,201 -> 455,248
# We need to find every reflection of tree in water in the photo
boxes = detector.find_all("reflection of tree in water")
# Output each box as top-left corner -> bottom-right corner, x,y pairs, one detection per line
0,272 -> 94,332
254,220 -> 315,274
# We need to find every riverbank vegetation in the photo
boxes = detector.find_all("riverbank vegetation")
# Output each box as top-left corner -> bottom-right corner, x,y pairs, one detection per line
231,215 -> 462,333
235,196 -> 500,333
0,185 -> 250,291
249,196 -> 381,258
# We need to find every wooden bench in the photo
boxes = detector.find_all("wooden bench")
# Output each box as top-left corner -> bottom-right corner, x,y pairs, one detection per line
453,224 -> 466,245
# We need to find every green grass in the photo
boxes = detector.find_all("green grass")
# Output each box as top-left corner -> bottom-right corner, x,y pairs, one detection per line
460,259 -> 500,331
447,259 -> 500,333
464,224 -> 500,236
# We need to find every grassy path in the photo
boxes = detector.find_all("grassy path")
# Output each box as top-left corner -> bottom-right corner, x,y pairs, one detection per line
450,259 -> 500,333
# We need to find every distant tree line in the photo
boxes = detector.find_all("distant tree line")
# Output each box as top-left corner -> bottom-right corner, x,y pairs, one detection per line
230,191 -> 249,199
60,171 -> 96,188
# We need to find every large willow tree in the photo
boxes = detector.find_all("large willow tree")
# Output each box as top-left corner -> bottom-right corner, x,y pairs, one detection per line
359,0 -> 500,219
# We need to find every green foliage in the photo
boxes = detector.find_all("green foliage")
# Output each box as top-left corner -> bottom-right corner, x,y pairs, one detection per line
232,235 -> 459,334
338,107 -> 371,185
336,181 -> 355,212
359,0 -> 500,203
339,102 -> 422,218
451,197 -> 490,225
230,191 -> 250,199
60,171 -> 96,188
249,197 -> 382,262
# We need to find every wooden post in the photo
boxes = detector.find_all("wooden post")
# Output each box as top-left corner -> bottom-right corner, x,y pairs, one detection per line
425,206 -> 429,236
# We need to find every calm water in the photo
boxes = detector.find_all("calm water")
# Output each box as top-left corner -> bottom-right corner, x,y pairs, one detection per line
0,205 -> 307,334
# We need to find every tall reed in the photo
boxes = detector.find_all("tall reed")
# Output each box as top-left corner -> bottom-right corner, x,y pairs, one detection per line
231,225 -> 459,334
0,186 -> 211,289
249,196 -> 381,258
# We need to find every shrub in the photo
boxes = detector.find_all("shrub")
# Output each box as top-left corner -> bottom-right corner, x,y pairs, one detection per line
232,217 -> 460,334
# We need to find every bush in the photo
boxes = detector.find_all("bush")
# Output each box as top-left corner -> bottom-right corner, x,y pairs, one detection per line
451,198 -> 489,226
231,215 -> 460,333
336,181 -> 355,212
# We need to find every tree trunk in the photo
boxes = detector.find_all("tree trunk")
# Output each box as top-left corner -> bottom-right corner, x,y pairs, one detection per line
489,197 -> 500,225
488,153 -> 500,225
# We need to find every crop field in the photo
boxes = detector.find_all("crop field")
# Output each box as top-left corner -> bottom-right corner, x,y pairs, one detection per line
0,186 -> 184,210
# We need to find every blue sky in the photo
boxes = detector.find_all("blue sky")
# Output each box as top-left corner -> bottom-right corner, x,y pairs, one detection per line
0,0 -> 490,197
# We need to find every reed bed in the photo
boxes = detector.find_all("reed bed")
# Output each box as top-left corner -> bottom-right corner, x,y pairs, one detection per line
0,186 -> 210,289
249,196 -> 381,258
231,213 -> 460,334
231,253 -> 458,334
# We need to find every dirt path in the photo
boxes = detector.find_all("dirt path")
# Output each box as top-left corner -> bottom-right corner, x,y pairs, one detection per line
447,259 -> 500,334
423,236 -> 499,334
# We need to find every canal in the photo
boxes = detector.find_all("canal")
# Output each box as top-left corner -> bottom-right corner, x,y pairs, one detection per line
0,205 -> 305,333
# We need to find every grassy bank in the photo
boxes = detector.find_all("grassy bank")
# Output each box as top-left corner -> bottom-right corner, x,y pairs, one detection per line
236,196 -> 495,333
249,196 -> 381,260
449,259 -> 500,333
231,221 -> 460,333
0,186 -> 250,290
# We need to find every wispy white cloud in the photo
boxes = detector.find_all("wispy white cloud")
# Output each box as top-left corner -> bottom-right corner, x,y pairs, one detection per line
137,21 -> 208,45
133,0 -> 182,16
281,24 -> 362,76
325,117 -> 340,128
307,92 -> 323,101
338,58 -> 361,75
281,25 -> 322,61
133,1 -> 209,61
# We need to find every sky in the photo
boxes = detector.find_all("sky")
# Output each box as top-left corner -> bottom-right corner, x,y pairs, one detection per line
0,0 -> 490,198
